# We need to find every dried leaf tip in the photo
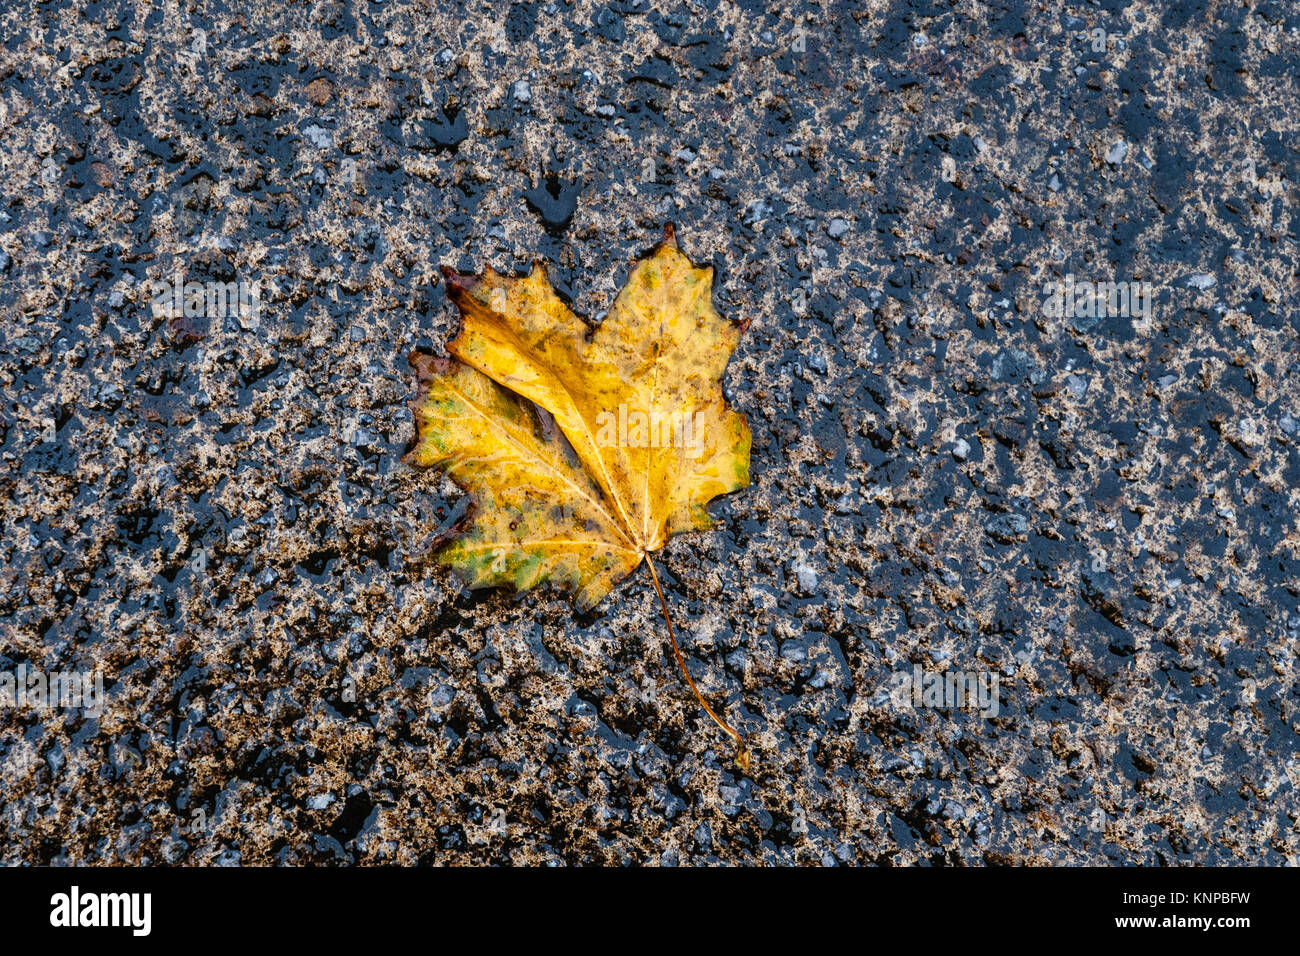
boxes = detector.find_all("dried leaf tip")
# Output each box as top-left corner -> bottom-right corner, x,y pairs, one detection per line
439,264 -> 476,293
735,745 -> 752,774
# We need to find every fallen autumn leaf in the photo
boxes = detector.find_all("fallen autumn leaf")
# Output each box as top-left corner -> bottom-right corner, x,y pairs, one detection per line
405,224 -> 754,769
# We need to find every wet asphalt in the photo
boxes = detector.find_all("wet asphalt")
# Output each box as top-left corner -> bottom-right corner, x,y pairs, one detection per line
1,0 -> 1298,864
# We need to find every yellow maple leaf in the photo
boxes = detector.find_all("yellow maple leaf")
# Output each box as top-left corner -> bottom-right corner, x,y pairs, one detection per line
405,225 -> 753,768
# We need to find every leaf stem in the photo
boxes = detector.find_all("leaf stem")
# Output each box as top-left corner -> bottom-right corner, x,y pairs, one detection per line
644,553 -> 751,773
